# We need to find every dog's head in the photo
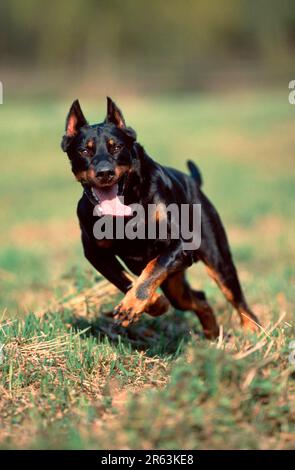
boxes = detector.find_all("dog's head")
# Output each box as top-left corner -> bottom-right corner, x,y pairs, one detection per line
61,97 -> 137,214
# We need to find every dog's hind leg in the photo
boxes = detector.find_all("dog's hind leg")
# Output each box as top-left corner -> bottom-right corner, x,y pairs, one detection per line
161,271 -> 219,339
204,260 -> 260,332
197,191 -> 260,332
199,231 -> 259,332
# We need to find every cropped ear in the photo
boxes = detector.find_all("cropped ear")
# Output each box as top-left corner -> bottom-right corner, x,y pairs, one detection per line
105,96 -> 136,141
61,100 -> 87,151
106,96 -> 126,128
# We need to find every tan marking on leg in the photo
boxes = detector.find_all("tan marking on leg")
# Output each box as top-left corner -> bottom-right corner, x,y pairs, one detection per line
163,272 -> 219,339
206,266 -> 259,332
206,266 -> 235,303
114,257 -> 169,326
145,292 -> 170,317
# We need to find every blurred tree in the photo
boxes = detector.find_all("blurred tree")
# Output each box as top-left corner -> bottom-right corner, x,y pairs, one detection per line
1,0 -> 294,90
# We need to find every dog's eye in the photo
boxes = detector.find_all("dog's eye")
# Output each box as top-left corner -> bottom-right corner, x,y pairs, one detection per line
81,149 -> 90,157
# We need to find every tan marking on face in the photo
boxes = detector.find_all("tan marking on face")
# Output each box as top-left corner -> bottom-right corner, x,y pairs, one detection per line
115,165 -> 130,179
108,139 -> 115,146
87,167 -> 96,179
75,171 -> 87,182
74,166 -> 96,182
86,139 -> 94,150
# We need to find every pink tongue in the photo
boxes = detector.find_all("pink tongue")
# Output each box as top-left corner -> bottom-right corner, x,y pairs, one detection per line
93,184 -> 132,216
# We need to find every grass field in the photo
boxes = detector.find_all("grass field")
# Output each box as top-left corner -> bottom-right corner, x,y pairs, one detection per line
0,90 -> 294,449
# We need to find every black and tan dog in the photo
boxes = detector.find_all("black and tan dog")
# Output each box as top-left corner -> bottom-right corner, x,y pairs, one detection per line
61,97 -> 259,338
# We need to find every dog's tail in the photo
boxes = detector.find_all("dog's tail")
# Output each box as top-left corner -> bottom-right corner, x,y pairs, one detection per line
187,160 -> 202,186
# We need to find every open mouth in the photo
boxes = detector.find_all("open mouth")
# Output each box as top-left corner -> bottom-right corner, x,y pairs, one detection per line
90,174 -> 132,217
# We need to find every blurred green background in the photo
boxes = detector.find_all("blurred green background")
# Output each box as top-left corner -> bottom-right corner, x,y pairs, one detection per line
1,0 -> 295,95
0,0 -> 294,317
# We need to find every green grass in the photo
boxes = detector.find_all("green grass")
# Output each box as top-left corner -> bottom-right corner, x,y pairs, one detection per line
0,90 -> 294,448
0,310 -> 293,449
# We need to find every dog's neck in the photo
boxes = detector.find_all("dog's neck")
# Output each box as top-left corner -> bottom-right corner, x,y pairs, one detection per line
123,143 -> 156,205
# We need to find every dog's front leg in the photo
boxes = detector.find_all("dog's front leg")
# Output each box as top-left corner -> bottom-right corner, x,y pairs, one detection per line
82,231 -> 132,294
114,243 -> 192,326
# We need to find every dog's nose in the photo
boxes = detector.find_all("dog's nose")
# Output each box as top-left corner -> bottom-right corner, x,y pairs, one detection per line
96,168 -> 115,180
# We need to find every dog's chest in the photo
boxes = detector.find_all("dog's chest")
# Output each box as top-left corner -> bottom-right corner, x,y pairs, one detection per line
96,237 -> 165,261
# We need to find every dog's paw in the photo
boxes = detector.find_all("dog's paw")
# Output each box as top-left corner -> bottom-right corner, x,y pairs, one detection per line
113,294 -> 147,327
113,290 -> 169,327
240,310 -> 261,333
113,305 -> 141,327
